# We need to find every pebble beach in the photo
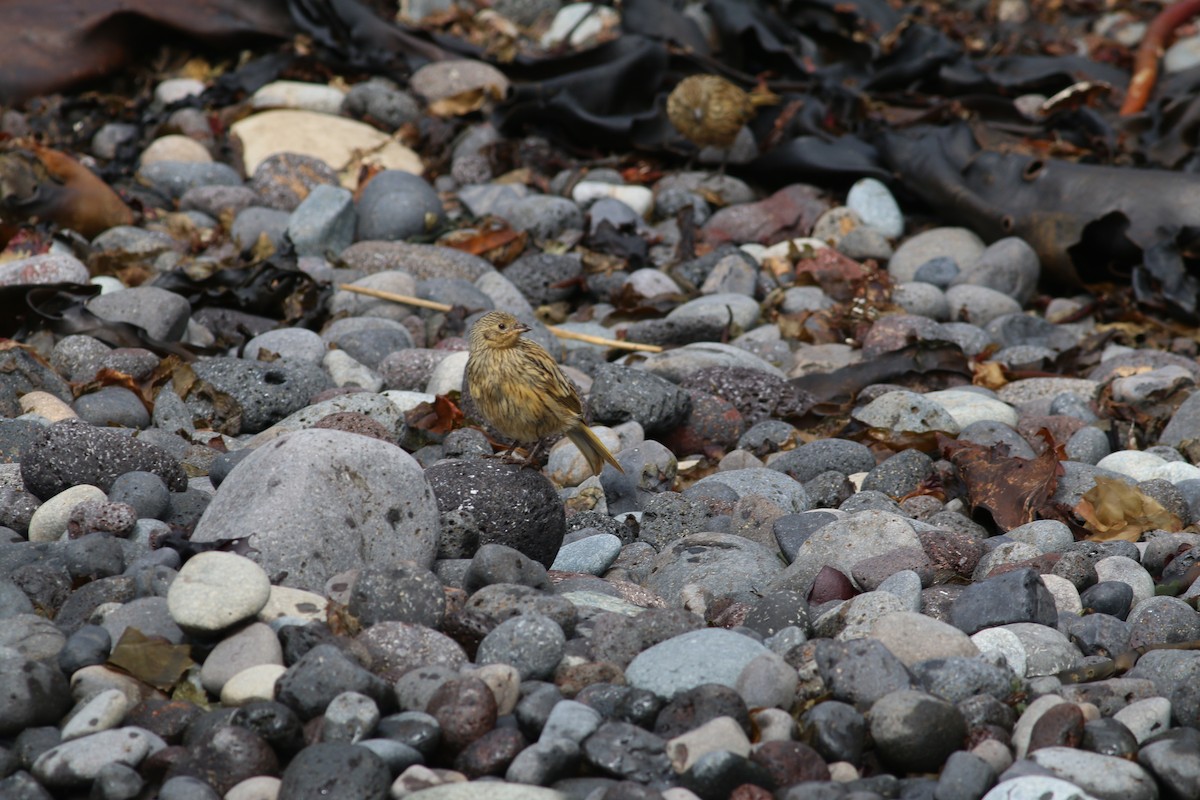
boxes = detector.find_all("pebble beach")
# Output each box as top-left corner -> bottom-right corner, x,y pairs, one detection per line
4,4 -> 1200,800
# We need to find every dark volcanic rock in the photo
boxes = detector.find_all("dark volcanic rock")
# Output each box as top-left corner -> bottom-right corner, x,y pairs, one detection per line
427,459 -> 566,568
20,419 -> 187,500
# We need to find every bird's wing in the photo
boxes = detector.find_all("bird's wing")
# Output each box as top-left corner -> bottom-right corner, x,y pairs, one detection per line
523,340 -> 583,416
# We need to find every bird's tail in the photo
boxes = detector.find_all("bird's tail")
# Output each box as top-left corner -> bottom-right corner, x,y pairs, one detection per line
567,424 -> 625,476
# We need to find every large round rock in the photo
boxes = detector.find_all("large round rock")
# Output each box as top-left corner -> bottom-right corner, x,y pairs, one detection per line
426,460 -> 565,568
190,429 -> 439,591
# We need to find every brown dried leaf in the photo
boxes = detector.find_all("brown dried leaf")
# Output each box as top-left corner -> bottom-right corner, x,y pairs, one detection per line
171,360 -> 198,397
941,431 -> 1064,532
107,628 -> 194,691
325,598 -> 361,637
405,394 -> 464,435
1076,475 -> 1183,542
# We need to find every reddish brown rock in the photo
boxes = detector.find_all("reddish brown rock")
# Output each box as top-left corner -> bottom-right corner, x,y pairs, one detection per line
701,184 -> 829,247
426,676 -> 498,752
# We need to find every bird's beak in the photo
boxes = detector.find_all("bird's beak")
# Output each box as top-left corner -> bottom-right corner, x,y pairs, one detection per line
514,321 -> 531,334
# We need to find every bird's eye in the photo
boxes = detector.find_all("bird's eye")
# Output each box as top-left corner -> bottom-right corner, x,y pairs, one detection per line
498,323 -> 506,330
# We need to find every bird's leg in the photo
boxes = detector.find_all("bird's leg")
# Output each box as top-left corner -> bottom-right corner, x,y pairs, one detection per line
524,439 -> 548,467
489,439 -> 523,463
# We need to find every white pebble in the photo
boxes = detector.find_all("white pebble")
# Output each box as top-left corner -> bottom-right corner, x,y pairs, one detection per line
424,350 -> 469,396
27,485 -> 105,543
571,181 -> 653,217
251,80 -> 347,114
323,349 -> 383,391
220,664 -> 288,706
970,627 -> 1027,678
167,551 -> 271,633
61,689 -> 129,741
541,3 -> 621,47
382,390 -> 437,415
924,389 -> 1018,428
1095,450 -> 1167,482
1152,461 -> 1200,485
846,177 -> 904,238
154,78 -> 206,106
225,776 -> 283,800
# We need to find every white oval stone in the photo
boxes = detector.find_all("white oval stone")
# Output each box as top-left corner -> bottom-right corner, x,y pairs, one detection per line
541,3 -> 621,47
323,349 -> 384,391
154,78 -> 206,106
425,350 -> 469,396
381,390 -> 437,415
220,664 -> 288,706
251,80 -> 346,114
27,485 -> 106,543
1112,696 -> 1171,743
32,728 -> 155,787
60,689 -> 129,741
471,663 -> 521,716
1096,450 -> 1168,482
1040,574 -> 1083,617
846,177 -> 904,238
167,551 -> 271,633
225,775 -> 283,800
258,585 -> 328,624
1153,461 -> 1200,485
924,389 -> 1019,428
970,626 -> 1027,679
571,182 -> 653,216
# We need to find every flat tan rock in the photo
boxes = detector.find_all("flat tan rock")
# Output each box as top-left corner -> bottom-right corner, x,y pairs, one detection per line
230,109 -> 422,188
19,391 -> 76,422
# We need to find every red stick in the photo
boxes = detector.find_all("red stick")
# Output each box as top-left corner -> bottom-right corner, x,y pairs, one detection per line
1120,0 -> 1200,115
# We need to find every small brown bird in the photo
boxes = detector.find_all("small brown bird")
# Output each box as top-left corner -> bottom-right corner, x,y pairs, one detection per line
466,311 -> 624,476
666,74 -> 778,166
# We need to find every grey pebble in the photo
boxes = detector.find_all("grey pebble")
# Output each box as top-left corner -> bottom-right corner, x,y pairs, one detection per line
87,287 -> 190,342
136,161 -> 241,199
288,184 -> 355,256
504,195 -> 583,239
356,170 -> 444,241
231,206 -> 291,252
72,387 -> 150,430
477,613 -> 566,680
342,78 -> 421,128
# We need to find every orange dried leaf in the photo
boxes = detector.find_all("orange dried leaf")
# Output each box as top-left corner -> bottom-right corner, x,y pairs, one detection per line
972,361 -> 1008,390
439,219 -> 527,265
441,226 -> 520,256
405,394 -> 464,435
1076,475 -> 1183,541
